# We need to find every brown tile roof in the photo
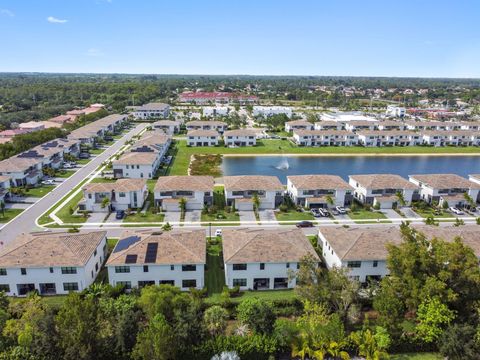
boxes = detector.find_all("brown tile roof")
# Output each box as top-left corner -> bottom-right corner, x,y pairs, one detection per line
153,120 -> 180,126
288,175 -> 352,190
294,129 -> 354,136
137,102 -> 170,111
0,231 -> 106,267
223,228 -> 319,263
113,152 -> 158,165
187,129 -> 220,137
224,129 -> 257,137
83,179 -> 146,193
409,174 -> 480,189
320,225 -> 480,261
106,229 -> 206,265
350,174 -> 418,190
224,175 -> 284,191
186,120 -> 227,127
154,176 -> 214,192
286,120 -> 312,126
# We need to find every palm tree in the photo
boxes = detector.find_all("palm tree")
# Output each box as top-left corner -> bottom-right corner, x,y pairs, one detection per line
0,200 -> 4,217
252,193 -> 260,213
395,190 -> 406,207
101,196 -> 110,210
179,197 -> 187,213
464,192 -> 476,208
325,195 -> 335,209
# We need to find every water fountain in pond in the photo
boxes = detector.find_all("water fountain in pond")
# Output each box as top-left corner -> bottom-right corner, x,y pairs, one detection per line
275,157 -> 290,170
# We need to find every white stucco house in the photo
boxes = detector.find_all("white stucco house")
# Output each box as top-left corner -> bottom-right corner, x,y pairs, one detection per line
133,103 -> 170,119
314,121 -> 344,131
409,173 -> 480,207
284,120 -> 314,133
107,229 -> 206,291
222,228 -> 319,290
186,130 -> 220,146
223,129 -> 257,147
293,130 -> 358,146
287,175 -> 353,208
0,231 -> 107,296
152,120 -> 180,135
203,106 -> 230,117
154,176 -> 214,211
349,174 -> 419,208
252,106 -> 293,118
185,120 -> 228,134
223,175 -> 284,210
0,176 -> 11,202
80,179 -> 148,212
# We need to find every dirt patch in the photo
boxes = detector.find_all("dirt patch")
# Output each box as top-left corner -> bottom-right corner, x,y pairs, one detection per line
189,154 -> 223,177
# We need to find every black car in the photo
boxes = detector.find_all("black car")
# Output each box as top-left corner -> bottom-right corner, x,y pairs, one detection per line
115,210 -> 125,219
296,221 -> 314,228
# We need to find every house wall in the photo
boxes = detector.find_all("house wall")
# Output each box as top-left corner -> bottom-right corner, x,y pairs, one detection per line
187,136 -> 219,147
154,190 -> 208,211
225,189 -> 279,209
107,263 -> 205,290
113,163 -> 157,179
225,262 -> 297,290
0,237 -> 106,296
224,135 -> 256,147
286,179 -> 350,207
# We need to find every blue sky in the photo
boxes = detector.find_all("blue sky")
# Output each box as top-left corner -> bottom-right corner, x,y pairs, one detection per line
0,0 -> 479,77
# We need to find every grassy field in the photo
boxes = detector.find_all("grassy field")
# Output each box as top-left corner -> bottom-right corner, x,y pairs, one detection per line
55,170 -> 76,178
206,289 -> 297,304
123,212 -> 165,223
168,139 -> 480,176
201,210 -> 240,223
391,353 -> 442,360
348,209 -> 388,223
275,210 -> 314,222
0,209 -> 24,223
413,207 -> 454,219
25,185 -> 55,197
205,242 -> 225,295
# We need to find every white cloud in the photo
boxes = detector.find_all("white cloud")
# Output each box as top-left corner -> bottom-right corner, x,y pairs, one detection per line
86,48 -> 104,57
0,9 -> 14,17
47,16 -> 67,24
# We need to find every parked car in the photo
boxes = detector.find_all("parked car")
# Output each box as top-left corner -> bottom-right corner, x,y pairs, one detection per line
310,209 -> 321,218
41,179 -> 55,186
296,221 -> 314,228
336,206 -> 347,215
79,153 -> 90,159
215,229 -> 222,237
63,163 -> 74,169
115,210 -> 125,219
321,209 -> 330,217
449,207 -> 464,215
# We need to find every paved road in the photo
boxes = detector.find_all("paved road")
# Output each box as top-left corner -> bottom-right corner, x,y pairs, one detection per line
0,123 -> 148,247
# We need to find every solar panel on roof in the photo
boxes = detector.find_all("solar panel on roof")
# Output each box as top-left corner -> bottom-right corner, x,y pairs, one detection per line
145,243 -> 158,263
18,150 -> 44,158
125,254 -> 138,264
114,235 -> 141,253
131,145 -> 154,152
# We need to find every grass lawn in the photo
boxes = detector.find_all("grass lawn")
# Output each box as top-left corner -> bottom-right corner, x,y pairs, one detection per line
391,353 -> 442,360
55,170 -> 76,178
207,289 -> 297,304
76,158 -> 91,165
169,139 -> 480,176
348,209 -> 389,223
10,295 -> 68,308
275,210 -> 314,222
123,211 -> 165,223
56,190 -> 87,224
0,209 -> 24,223
201,210 -> 240,223
413,207 -> 454,219
25,185 -> 55,197
90,148 -> 105,155
205,243 -> 225,296
90,177 -> 116,183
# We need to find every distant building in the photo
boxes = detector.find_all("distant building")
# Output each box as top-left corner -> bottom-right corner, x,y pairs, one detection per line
133,103 -> 170,119
154,176 -> 214,211
203,106 -> 230,117
187,130 -> 220,147
18,121 -> 45,132
223,129 -> 257,147
179,92 -> 257,104
253,106 -> 293,118
386,105 -> 406,117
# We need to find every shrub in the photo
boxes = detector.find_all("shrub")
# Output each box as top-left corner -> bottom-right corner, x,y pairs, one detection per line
279,204 -> 288,212
237,298 -> 276,335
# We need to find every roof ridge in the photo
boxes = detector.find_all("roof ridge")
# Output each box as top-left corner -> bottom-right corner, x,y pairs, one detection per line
169,232 -> 204,263
339,231 -> 364,260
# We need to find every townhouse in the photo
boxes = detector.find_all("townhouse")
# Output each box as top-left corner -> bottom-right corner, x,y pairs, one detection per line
113,131 -> 171,179
349,174 -> 419,208
0,231 -> 107,296
385,105 -> 406,118
357,131 -> 422,147
0,176 -> 11,202
203,106 -> 229,117
133,103 -> 170,119
179,92 -> 257,104
185,120 -> 228,134
223,129 -> 257,147
293,130 -> 358,146
222,228 -> 319,290
319,112 -> 376,123
107,229 -> 206,290
223,175 -> 284,210
18,121 -> 45,132
314,121 -> 344,131
460,122 -> 480,131
284,120 -> 314,133
186,129 -> 220,147
287,175 -> 353,208
154,176 -> 214,211
345,120 -> 378,132
68,114 -> 127,146
319,225 -> 480,283
152,120 -> 180,135
468,174 -> 480,202
48,114 -> 75,125
377,121 -> 406,131
0,157 -> 43,186
409,173 -> 480,207
253,106 -> 293,118
80,179 -> 148,212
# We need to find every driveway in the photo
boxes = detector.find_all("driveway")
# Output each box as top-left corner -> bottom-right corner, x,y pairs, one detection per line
184,210 -> 201,223
0,123 -> 148,245
381,209 -> 403,220
82,212 -> 106,228
164,211 -> 181,224
259,210 -> 278,225
105,212 -> 123,224
401,207 -> 422,219
239,210 -> 257,224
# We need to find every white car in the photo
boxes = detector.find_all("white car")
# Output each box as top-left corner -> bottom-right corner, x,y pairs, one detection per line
215,229 -> 222,237
335,206 -> 347,214
449,207 -> 464,215
63,163 -> 74,169
41,179 -> 55,186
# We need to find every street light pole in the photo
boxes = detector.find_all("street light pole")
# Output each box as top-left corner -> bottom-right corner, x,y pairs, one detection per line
209,222 -> 212,239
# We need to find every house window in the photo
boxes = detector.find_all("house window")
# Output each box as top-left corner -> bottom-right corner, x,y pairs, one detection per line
170,265 -> 174,271
126,165 -> 129,169
115,266 -> 130,273
182,279 -> 197,288
143,265 -> 149,272
117,281 -> 131,290
347,261 -> 361,268
21,268 -> 27,275
94,249 -> 97,256
373,261 -> 378,268
260,263 -> 265,270
0,268 -> 6,276
233,278 -> 247,287
286,262 -> 290,268
233,264 -> 247,271
88,194 -> 92,199
182,265 -> 196,272
63,282 -> 79,291
61,267 -> 77,274
138,281 -> 155,288
0,284 -> 10,292
95,263 -> 99,271
49,267 -> 54,273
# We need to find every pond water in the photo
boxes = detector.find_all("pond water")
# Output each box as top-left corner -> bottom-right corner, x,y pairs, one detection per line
221,155 -> 480,184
